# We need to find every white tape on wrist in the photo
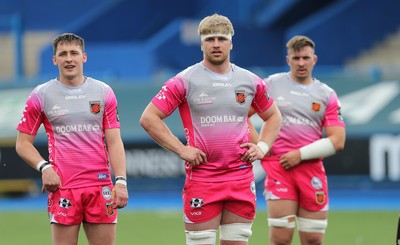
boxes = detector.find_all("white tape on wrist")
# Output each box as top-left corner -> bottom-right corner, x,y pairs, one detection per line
116,180 -> 127,186
115,176 -> 127,186
299,138 -> 336,160
36,160 -> 48,172
41,164 -> 52,172
257,141 -> 270,156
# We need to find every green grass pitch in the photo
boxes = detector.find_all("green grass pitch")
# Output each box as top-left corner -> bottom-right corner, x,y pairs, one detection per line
0,210 -> 398,244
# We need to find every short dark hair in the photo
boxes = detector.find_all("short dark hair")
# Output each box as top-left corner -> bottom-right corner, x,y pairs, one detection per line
52,33 -> 85,54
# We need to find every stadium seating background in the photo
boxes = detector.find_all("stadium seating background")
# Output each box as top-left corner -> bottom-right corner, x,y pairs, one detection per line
2,0 -> 400,80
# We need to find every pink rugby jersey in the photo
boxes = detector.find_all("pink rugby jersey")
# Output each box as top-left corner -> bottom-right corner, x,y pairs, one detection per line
265,72 -> 345,157
17,77 -> 120,188
152,62 -> 274,182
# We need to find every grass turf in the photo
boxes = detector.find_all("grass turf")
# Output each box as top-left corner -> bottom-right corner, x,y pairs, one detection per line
0,210 -> 398,244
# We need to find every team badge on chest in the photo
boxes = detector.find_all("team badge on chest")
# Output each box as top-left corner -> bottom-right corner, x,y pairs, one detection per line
312,102 -> 321,112
89,101 -> 101,114
235,90 -> 246,104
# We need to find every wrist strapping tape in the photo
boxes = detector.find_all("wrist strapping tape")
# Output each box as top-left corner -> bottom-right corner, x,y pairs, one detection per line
115,176 -> 127,186
36,160 -> 48,172
257,141 -> 270,156
299,138 -> 335,160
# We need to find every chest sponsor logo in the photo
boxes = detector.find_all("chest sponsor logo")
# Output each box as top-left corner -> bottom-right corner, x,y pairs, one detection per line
200,115 -> 245,127
90,101 -> 101,114
213,82 -> 232,87
283,116 -> 318,127
56,124 -> 101,135
47,104 -> 69,116
276,96 -> 291,107
193,92 -> 216,105
65,95 -> 85,100
290,90 -> 310,97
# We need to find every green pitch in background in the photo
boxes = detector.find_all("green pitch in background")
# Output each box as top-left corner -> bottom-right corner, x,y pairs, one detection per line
0,210 -> 397,244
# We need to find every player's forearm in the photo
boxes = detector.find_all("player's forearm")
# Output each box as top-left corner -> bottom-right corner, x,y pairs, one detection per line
108,140 -> 127,178
299,138 -> 336,160
16,139 -> 46,170
258,107 -> 282,149
141,115 -> 185,156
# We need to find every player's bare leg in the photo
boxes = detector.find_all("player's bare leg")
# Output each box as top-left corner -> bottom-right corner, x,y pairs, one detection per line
220,209 -> 253,245
185,213 -> 221,244
297,208 -> 327,245
83,223 -> 116,245
267,200 -> 298,245
51,223 -> 80,245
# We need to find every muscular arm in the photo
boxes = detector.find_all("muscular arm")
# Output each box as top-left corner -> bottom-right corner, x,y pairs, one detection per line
247,117 -> 259,144
15,132 -> 61,192
241,103 -> 282,162
139,102 -> 207,166
256,103 -> 282,149
325,126 -> 346,152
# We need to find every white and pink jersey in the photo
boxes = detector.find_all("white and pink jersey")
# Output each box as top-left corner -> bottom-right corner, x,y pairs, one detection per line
17,77 -> 120,188
152,62 -> 274,182
265,72 -> 345,157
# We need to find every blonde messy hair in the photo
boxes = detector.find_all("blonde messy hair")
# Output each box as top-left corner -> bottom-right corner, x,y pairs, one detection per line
286,35 -> 315,52
198,14 -> 234,37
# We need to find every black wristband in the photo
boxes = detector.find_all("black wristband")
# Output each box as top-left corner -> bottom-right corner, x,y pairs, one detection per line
39,162 -> 50,172
115,176 -> 127,181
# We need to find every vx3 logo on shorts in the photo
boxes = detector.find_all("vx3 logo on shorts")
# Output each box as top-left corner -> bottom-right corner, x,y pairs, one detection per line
190,211 -> 202,216
190,198 -> 204,208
